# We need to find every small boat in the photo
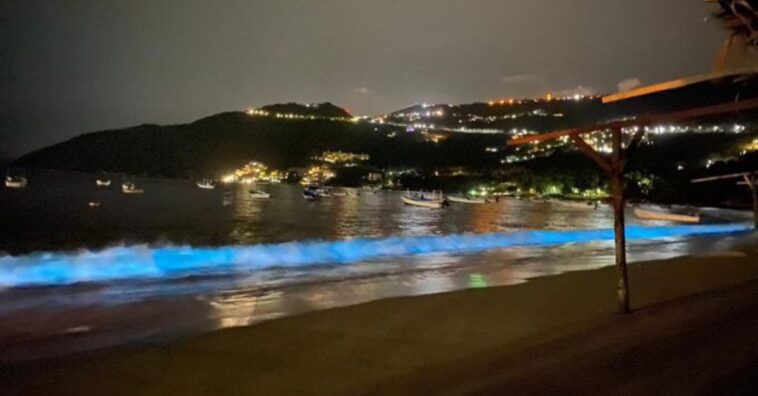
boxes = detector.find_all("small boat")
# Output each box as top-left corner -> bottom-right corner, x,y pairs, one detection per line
249,190 -> 270,199
4,169 -> 27,189
303,187 -> 321,200
196,179 -> 216,190
88,201 -> 101,208
447,195 -> 488,205
634,208 -> 700,223
332,190 -> 347,197
4,176 -> 27,189
95,179 -> 111,187
121,181 -> 144,194
303,185 -> 330,200
401,190 -> 447,208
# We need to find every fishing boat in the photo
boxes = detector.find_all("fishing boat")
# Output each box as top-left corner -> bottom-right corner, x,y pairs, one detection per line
634,208 -> 700,223
248,190 -> 270,199
196,179 -> 216,190
121,181 -> 144,194
401,190 -> 447,208
447,195 -> 488,205
95,179 -> 111,187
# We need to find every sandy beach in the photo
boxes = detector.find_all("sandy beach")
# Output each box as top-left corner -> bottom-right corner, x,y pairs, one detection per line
2,238 -> 758,395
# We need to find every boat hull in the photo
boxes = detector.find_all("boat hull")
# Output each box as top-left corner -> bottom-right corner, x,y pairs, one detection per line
249,191 -> 270,199
4,178 -> 27,189
634,208 -> 700,223
447,196 -> 487,205
401,195 -> 445,208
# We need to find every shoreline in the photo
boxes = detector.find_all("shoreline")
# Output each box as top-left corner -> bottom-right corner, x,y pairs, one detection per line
2,239 -> 758,395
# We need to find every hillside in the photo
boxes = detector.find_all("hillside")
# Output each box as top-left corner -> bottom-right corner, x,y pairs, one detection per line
15,110 -> 506,178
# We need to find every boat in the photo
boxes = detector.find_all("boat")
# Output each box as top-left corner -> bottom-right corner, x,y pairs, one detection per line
634,208 -> 700,223
303,185 -> 330,200
4,169 -> 27,189
4,176 -> 27,189
121,181 -> 144,194
95,179 -> 111,187
248,190 -> 270,199
401,190 -> 447,208
88,201 -> 101,208
196,179 -> 216,190
332,190 -> 347,197
303,186 -> 321,200
447,195 -> 488,205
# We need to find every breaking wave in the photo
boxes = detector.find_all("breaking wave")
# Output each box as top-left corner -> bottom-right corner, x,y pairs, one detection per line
0,223 -> 750,287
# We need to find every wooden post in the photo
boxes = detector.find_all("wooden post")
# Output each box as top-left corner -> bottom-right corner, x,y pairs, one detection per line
745,172 -> 758,229
611,128 -> 630,314
572,127 -> 633,314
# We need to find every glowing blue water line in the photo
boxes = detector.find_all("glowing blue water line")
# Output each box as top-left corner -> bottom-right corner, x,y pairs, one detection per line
0,223 -> 751,288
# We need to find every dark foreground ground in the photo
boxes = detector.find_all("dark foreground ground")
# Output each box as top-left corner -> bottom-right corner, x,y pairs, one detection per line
2,241 -> 758,395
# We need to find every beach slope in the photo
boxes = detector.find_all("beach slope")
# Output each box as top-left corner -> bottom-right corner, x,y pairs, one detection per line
3,243 -> 758,395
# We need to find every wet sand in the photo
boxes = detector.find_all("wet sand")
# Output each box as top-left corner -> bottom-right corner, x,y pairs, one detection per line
3,241 -> 758,395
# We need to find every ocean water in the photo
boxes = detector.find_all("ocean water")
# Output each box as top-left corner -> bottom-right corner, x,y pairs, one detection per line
0,170 -> 753,363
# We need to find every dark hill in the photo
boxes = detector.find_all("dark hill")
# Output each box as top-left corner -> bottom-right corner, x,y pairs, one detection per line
15,112 -> 506,178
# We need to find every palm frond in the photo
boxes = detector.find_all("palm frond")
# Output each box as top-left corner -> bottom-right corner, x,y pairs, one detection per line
713,0 -> 758,44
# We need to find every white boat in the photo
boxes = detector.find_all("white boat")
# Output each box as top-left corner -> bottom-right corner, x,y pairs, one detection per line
4,176 -> 27,189
249,190 -> 270,199
401,190 -> 446,208
634,208 -> 700,223
95,179 -> 111,187
447,195 -> 488,205
121,182 -> 144,194
88,201 -> 101,208
196,179 -> 216,190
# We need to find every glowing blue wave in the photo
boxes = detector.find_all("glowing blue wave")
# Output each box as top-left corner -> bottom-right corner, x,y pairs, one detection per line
0,223 -> 751,288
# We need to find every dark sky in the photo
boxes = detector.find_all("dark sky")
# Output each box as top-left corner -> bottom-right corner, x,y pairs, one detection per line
1,0 -> 727,157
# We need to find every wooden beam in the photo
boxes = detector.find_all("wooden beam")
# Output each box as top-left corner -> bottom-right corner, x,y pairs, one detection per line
508,97 -> 758,146
602,68 -> 758,103
691,171 -> 758,183
571,135 -> 612,174
624,128 -> 646,159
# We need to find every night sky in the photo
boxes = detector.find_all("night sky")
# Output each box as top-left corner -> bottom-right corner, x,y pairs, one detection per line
1,0 -> 727,157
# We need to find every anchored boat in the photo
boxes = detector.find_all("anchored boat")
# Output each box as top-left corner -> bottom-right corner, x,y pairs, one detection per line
634,208 -> 700,223
196,179 -> 216,190
447,195 -> 488,205
249,190 -> 270,199
4,169 -> 27,189
303,185 -> 330,200
401,190 -> 447,208
121,178 -> 144,194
